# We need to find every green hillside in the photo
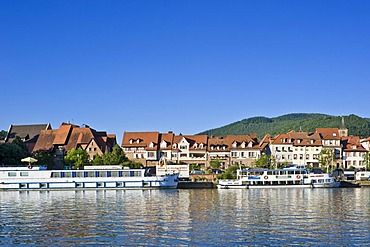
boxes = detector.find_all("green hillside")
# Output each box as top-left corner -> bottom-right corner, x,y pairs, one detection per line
199,113 -> 370,138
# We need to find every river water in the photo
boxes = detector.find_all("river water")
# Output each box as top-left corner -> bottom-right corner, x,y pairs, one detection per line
0,188 -> 369,246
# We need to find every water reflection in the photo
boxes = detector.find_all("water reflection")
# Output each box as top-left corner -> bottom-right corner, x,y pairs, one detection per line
0,188 -> 369,246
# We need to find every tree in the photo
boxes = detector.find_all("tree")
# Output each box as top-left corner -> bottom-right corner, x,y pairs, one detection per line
363,151 -> 370,171
318,148 -> 336,172
11,136 -> 29,156
64,148 -> 89,169
33,150 -> 55,170
99,145 -> 128,166
92,153 -> 103,166
0,143 -> 27,166
0,130 -> 7,140
254,154 -> 270,168
210,158 -> 222,170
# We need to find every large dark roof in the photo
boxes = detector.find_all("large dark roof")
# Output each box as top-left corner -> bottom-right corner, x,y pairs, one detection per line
5,124 -> 51,143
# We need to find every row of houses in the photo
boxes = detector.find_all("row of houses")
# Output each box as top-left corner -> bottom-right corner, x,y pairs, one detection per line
2,119 -> 370,170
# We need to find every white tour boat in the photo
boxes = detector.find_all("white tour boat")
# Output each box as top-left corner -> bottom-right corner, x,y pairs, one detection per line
217,166 -> 340,189
0,165 -> 179,190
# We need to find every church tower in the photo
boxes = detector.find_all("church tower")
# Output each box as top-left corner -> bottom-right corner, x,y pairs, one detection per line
339,115 -> 348,137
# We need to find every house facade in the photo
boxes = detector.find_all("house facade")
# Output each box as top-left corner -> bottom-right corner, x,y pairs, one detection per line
121,132 -> 266,169
270,131 -> 322,167
342,136 -> 367,169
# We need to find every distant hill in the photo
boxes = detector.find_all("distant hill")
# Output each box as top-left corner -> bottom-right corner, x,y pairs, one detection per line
199,113 -> 370,138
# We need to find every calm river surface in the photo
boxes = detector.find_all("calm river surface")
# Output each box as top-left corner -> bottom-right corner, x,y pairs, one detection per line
1,188 -> 369,246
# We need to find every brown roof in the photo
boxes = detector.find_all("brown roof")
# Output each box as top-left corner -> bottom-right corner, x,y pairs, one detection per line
226,135 -> 262,150
121,132 -> 160,150
33,123 -> 116,153
342,136 -> 367,152
173,135 -> 208,150
208,136 -> 229,152
159,132 -> 175,150
316,128 -> 341,140
271,131 -> 321,146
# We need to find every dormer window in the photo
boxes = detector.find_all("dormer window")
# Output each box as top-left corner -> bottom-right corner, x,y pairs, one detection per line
217,146 -> 220,150
232,142 -> 237,148
241,142 -> 246,148
160,141 -> 167,149
149,142 -> 154,148
129,139 -> 133,144
248,142 -> 253,147
282,139 -> 285,143
194,143 -> 198,149
333,133 -> 337,137
222,146 -> 226,150
311,140 -> 314,144
352,146 -> 357,149
200,143 -> 204,149
136,139 -> 140,144
173,143 -> 177,149
211,146 -> 214,150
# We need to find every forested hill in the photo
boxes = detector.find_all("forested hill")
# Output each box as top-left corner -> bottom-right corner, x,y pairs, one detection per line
199,113 -> 370,138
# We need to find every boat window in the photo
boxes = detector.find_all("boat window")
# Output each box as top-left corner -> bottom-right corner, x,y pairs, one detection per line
86,171 -> 95,177
279,171 -> 287,175
111,171 -> 119,177
318,179 -> 324,183
133,171 -> 141,177
8,172 -> 17,177
20,172 -> 29,177
267,171 -> 273,175
97,171 -> 106,177
300,170 -> 306,174
75,172 -> 85,178
122,171 -> 130,177
326,179 -> 331,183
51,172 -> 61,178
64,172 -> 72,178
288,171 -> 294,175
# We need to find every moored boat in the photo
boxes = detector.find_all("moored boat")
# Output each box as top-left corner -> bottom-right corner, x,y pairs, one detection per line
0,165 -> 179,190
217,167 -> 340,189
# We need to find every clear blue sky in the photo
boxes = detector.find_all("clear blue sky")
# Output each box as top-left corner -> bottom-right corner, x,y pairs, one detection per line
1,0 -> 370,143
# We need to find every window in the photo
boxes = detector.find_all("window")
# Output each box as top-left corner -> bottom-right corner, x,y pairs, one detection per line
232,142 -> 237,148
306,154 -> 309,160
294,154 -> 297,160
231,152 -> 238,157
148,152 -> 155,158
20,172 -> 29,177
149,142 -> 154,148
8,172 -> 17,177
129,139 -> 133,144
180,145 -> 187,150
300,154 -> 303,160
200,143 -> 204,149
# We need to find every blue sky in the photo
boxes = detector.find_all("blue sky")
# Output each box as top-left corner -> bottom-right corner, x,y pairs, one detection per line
1,0 -> 370,143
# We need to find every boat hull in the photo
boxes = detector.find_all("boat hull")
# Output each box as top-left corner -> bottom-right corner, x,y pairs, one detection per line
0,168 -> 179,191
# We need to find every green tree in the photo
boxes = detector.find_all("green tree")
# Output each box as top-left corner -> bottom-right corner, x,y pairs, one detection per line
318,148 -> 336,172
218,165 -> 239,179
210,158 -> 222,170
100,145 -> 128,166
64,148 -> 89,169
11,136 -> 29,156
0,143 -> 27,166
92,153 -> 103,166
0,130 -> 7,140
254,154 -> 270,168
363,151 -> 370,171
33,150 -> 55,170
122,160 -> 142,169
